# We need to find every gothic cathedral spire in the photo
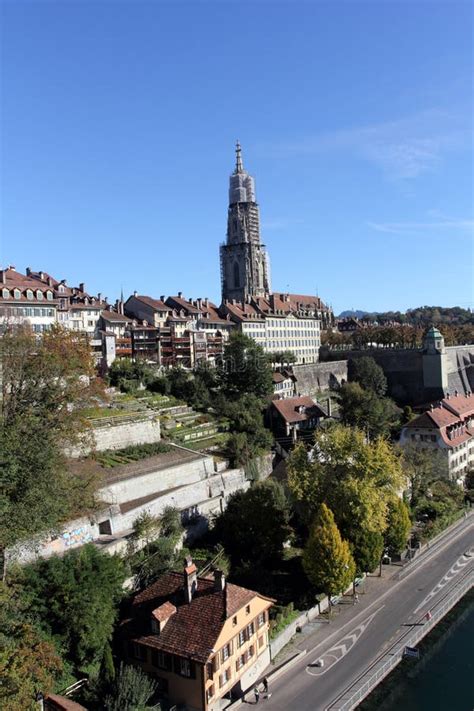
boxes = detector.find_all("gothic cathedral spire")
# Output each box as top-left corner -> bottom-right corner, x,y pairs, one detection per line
220,143 -> 271,303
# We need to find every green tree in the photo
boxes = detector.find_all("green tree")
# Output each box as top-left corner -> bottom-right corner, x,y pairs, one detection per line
131,512 -> 161,554
338,382 -> 400,439
219,332 -> 273,401
18,544 -> 126,675
104,663 -> 158,711
303,504 -> 355,610
349,356 -> 387,396
399,443 -> 446,506
384,498 -> 412,556
159,506 -> 183,539
0,582 -> 66,711
222,393 -> 273,466
351,528 -> 384,575
212,480 -> 291,567
288,426 -> 405,536
0,326 -> 103,578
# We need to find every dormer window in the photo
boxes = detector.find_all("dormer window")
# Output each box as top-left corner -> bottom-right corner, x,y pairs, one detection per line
26,289 -> 33,300
46,290 -> 53,300
58,284 -> 65,293
36,290 -> 43,301
2,288 -> 9,299
14,288 -> 21,299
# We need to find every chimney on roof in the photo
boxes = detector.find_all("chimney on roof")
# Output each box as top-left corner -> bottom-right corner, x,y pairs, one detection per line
204,297 -> 209,306
178,291 -> 183,298
160,295 -> 165,301
0,270 -> 5,285
133,290 -> 138,297
214,569 -> 226,592
39,271 -> 45,281
8,265 -> 16,271
79,282 -> 85,292
184,556 -> 198,603
196,298 -> 202,309
60,279 -> 66,285
47,276 -> 53,287
26,267 -> 31,276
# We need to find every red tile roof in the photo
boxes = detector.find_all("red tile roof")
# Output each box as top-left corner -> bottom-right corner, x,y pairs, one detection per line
131,295 -> 169,311
122,571 -> 273,664
101,310 -> 132,322
45,695 -> 87,711
442,394 -> 474,417
271,395 -> 327,423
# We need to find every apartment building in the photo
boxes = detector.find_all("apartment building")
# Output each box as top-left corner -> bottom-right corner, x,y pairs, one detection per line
399,392 -> 474,484
0,266 -> 57,333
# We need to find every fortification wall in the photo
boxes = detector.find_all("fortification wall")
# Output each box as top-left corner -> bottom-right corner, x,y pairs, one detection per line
293,360 -> 348,397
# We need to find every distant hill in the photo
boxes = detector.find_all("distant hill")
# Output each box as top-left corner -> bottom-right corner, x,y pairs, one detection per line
338,310 -> 369,319
337,306 -> 473,326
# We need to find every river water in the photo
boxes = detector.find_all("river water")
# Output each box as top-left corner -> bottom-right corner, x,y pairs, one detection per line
362,592 -> 474,711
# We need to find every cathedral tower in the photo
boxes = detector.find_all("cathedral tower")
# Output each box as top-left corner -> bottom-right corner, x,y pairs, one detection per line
220,142 -> 271,303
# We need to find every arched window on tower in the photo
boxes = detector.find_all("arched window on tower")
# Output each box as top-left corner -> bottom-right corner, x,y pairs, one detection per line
233,262 -> 240,288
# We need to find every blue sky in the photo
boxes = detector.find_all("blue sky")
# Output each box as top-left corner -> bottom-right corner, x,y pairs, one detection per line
1,0 -> 472,314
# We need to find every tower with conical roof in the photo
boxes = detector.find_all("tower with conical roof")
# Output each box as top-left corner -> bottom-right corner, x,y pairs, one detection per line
220,142 -> 271,302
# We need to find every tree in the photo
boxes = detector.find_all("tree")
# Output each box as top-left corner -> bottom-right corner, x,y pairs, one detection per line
384,498 -> 412,556
222,394 -> 273,466
212,480 -> 291,567
351,528 -> 384,575
399,443 -> 446,506
349,356 -> 387,396
131,512 -> 161,554
219,332 -> 273,401
104,663 -> 158,711
18,544 -> 126,675
303,504 -> 355,610
287,426 -> 405,539
338,382 -> 400,439
0,582 -> 65,711
160,506 -> 183,539
0,325 -> 103,578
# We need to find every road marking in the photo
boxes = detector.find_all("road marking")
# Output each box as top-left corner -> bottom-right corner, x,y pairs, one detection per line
306,606 -> 385,676
413,552 -> 473,613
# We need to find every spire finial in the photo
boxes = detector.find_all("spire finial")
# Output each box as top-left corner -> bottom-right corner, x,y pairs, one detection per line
235,140 -> 243,173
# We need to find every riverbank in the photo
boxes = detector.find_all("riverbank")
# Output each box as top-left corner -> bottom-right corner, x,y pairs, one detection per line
358,588 -> 474,710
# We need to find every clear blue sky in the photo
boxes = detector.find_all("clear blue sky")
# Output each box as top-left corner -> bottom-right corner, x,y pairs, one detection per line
1,0 -> 473,314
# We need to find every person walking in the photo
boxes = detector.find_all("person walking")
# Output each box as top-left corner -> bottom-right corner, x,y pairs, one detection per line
263,677 -> 269,696
254,686 -> 260,703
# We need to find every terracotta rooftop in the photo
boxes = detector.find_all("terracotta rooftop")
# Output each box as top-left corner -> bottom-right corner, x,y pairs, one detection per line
122,571 -> 273,664
45,694 -> 87,711
100,310 -> 133,322
129,295 -> 169,311
442,393 -> 474,417
271,395 -> 327,423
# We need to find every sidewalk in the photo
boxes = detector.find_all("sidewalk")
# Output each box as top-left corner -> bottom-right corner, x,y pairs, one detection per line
268,510 -> 473,670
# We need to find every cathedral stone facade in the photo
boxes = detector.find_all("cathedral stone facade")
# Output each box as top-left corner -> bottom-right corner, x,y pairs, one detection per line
220,142 -> 271,302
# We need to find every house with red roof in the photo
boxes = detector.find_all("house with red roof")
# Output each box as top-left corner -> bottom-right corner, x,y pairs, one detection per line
268,395 -> 328,443
400,391 -> 474,483
120,558 -> 274,711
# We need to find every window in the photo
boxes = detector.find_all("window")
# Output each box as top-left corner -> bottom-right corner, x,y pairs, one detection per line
26,289 -> 33,300
238,630 -> 246,647
36,290 -> 43,300
258,635 -> 264,648
46,290 -> 53,300
246,604 -> 251,615
246,622 -> 255,637
221,643 -> 231,662
206,685 -> 215,703
232,615 -> 237,626
180,658 -> 191,677
258,612 -> 266,627
2,288 -> 9,299
128,642 -> 147,661
14,288 -> 21,299
151,650 -> 170,670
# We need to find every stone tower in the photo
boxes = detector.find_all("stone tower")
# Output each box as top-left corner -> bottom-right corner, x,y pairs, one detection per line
220,142 -> 271,303
423,325 -> 448,392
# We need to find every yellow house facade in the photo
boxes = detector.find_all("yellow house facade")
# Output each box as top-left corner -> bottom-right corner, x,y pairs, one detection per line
121,559 -> 274,711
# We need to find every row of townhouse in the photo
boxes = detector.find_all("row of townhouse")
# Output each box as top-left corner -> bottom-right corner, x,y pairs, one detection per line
1,266 -> 324,369
399,391 -> 474,484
